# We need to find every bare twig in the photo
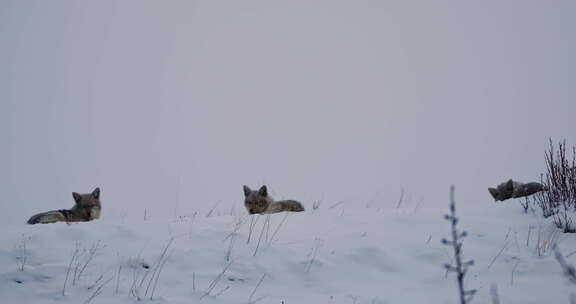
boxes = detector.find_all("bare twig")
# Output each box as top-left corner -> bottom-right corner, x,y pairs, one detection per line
129,239 -> 173,300
554,244 -> 576,284
87,270 -> 108,290
129,260 -> 141,299
224,216 -> 245,261
265,214 -> 271,243
268,213 -> 289,247
206,202 -> 220,217
84,277 -> 113,304
247,216 -> 260,244
63,242 -> 80,296
534,139 -> 576,232
312,200 -> 321,211
396,188 -> 405,209
328,201 -> 344,210
149,249 -> 172,300
192,272 -> 196,292
510,260 -> 520,286
144,238 -> 173,299
253,216 -> 270,257
115,264 -> 122,295
306,238 -> 323,273
442,185 -> 476,304
73,241 -> 105,286
223,216 -> 246,241
201,261 -> 233,300
16,234 -> 29,272
213,285 -> 230,298
535,225 -> 560,257
488,228 -> 511,269
248,274 -> 266,304
488,243 -> 508,270
413,198 -> 424,213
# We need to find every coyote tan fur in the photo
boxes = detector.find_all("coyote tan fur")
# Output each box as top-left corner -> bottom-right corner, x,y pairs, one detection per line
243,185 -> 304,214
27,188 -> 102,224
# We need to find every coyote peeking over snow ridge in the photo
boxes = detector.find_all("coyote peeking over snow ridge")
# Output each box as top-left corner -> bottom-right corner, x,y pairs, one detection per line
27,188 -> 102,224
243,185 -> 304,214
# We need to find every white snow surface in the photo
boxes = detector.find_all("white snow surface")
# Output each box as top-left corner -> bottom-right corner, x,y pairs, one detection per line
1,201 -> 575,304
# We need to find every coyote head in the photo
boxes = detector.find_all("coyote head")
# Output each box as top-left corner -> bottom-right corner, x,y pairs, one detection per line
243,185 -> 272,214
72,187 -> 102,221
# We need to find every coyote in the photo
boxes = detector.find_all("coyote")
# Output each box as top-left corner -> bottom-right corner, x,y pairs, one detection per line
488,179 -> 545,201
243,185 -> 304,214
27,188 -> 102,224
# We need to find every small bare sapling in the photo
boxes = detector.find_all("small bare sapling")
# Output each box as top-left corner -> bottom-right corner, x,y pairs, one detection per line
442,185 -> 476,304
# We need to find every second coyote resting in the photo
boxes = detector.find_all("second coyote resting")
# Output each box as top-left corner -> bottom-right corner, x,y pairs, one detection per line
27,187 -> 102,224
243,185 -> 305,214
488,179 -> 545,202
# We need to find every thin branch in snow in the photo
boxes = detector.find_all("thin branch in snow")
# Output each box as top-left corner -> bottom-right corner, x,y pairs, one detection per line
442,185 -> 476,304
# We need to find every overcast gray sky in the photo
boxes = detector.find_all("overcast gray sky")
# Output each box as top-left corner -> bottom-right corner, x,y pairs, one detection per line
1,1 -> 575,224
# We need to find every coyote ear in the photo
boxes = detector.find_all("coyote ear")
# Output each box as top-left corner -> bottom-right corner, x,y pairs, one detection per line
243,185 -> 251,197
488,188 -> 499,201
92,187 -> 100,199
258,185 -> 268,196
73,192 -> 82,203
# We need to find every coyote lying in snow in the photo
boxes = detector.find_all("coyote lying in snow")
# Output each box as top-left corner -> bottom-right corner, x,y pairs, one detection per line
488,180 -> 545,201
243,185 -> 304,214
27,188 -> 102,224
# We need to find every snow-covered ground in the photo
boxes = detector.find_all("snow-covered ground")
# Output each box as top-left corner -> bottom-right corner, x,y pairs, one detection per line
1,199 -> 574,304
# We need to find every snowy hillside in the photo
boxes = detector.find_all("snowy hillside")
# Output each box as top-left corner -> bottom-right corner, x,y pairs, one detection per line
1,199 -> 574,304
3,1 -> 576,304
